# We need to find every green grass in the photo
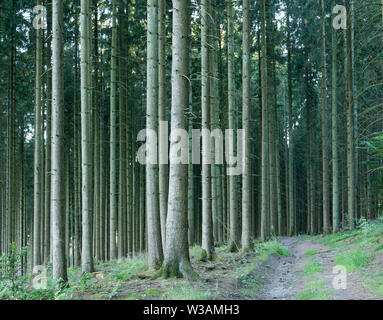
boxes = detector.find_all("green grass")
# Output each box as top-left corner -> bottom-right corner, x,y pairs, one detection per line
365,273 -> 383,295
303,259 -> 323,275
334,248 -> 371,273
107,255 -> 147,281
163,282 -> 214,300
257,240 -> 291,257
319,231 -> 359,248
374,243 -> 383,252
304,249 -> 319,257
319,219 -> 383,249
239,274 -> 265,298
297,289 -> 332,300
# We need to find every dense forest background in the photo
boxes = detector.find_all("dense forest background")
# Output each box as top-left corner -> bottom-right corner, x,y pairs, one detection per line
0,0 -> 383,285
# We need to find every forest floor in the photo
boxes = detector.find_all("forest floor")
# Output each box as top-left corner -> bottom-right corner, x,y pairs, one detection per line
57,218 -> 383,301
9,218 -> 383,300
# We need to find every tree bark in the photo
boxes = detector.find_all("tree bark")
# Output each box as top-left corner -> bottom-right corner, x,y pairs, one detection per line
241,0 -> 251,250
80,0 -> 94,272
52,0 -> 68,282
33,0 -> 43,267
332,0 -> 340,232
146,0 -> 163,269
162,0 -> 196,280
109,0 -> 118,260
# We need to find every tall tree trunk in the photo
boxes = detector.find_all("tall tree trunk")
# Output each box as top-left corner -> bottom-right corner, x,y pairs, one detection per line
332,0 -> 340,232
44,11 -> 52,264
51,0 -> 68,282
227,0 -> 240,250
109,0 -> 118,260
320,0 -> 330,234
80,0 -> 94,273
241,0 -> 251,250
93,0 -> 101,261
162,0 -> 196,280
201,0 -> 214,259
73,17 -> 81,266
260,0 -> 269,241
287,3 -> 294,236
33,0 -> 43,268
147,0 -> 163,269
158,0 -> 168,253
118,0 -> 127,259
346,0 -> 355,228
188,41 -> 195,246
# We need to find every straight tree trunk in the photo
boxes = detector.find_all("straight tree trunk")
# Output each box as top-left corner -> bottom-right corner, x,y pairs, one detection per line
241,0 -> 251,250
33,0 -> 43,268
346,0 -> 355,228
162,0 -> 196,280
320,0 -> 330,234
73,18 -> 81,266
109,0 -> 118,260
44,14 -> 52,264
287,4 -> 294,236
332,0 -> 340,232
158,0 -> 168,253
227,0 -> 240,250
118,0 -> 127,259
201,0 -> 215,259
51,0 -> 68,282
146,0 -> 163,269
80,0 -> 94,273
260,0 -> 269,241
93,0 -> 101,261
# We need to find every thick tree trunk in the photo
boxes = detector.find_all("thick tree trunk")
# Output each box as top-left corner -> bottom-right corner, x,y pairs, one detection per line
162,0 -> 196,280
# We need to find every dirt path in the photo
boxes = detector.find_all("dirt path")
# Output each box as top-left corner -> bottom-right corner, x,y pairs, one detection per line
256,237 -> 376,300
82,236 -> 379,300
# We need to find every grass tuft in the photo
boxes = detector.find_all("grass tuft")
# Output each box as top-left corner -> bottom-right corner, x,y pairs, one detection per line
303,259 -> 323,275
334,248 -> 371,273
257,240 -> 290,257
